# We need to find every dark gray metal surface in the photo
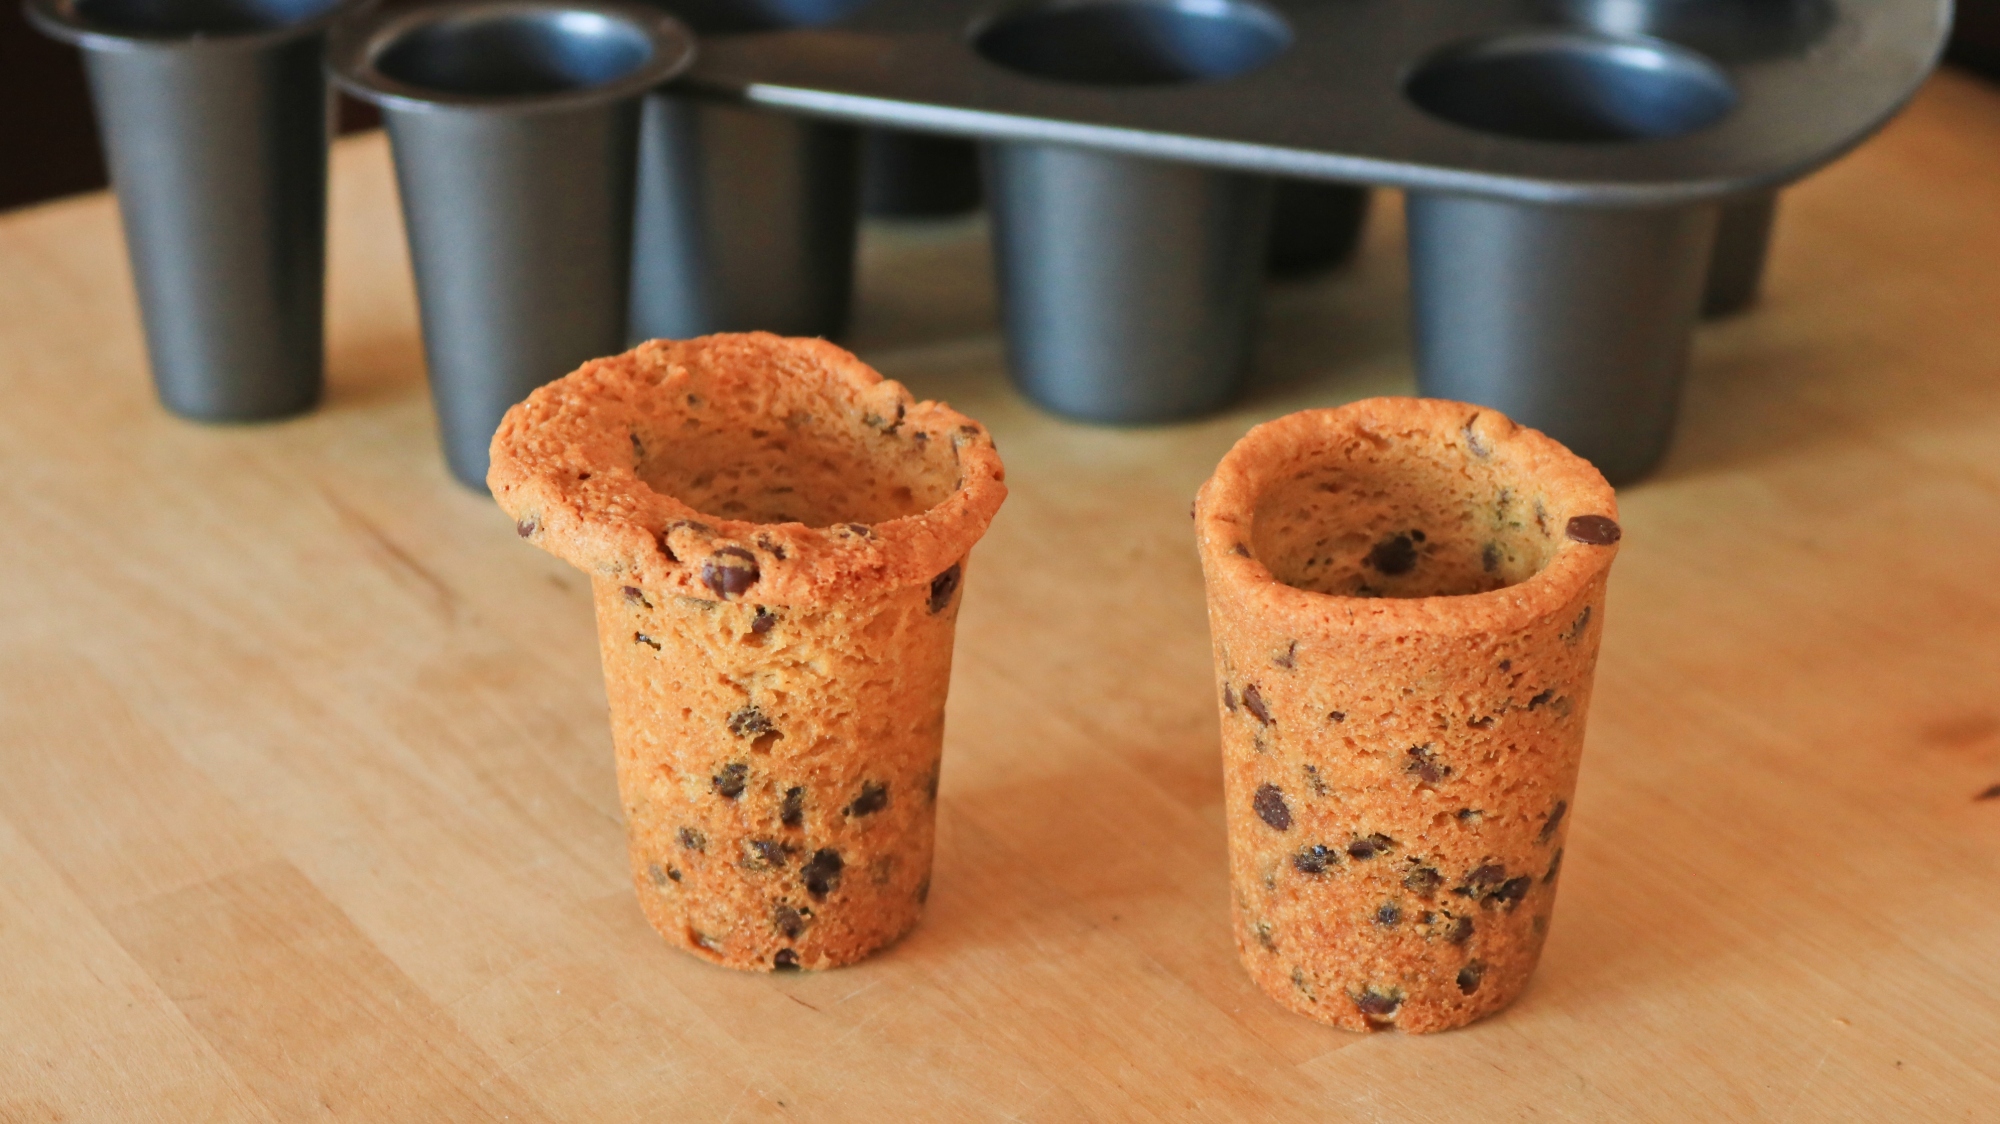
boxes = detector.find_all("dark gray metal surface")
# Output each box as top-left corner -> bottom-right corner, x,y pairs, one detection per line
679,0 -> 1950,207
25,0 -> 344,422
628,98 -> 859,341
1407,192 -> 1716,484
985,141 -> 1272,423
331,0 -> 695,489
1266,180 -> 1368,277
1703,189 -> 1777,316
862,128 -> 980,217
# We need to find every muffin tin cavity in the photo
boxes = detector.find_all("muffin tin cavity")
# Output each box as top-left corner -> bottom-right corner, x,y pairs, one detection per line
69,0 -> 339,35
1405,31 -> 1738,145
1250,445 -> 1555,600
972,0 -> 1292,87
373,7 -> 659,95
1549,0 -> 1836,63
665,0 -> 870,34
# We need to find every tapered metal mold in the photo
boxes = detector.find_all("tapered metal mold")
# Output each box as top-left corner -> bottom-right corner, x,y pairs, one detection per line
972,0 -> 1291,422
629,97 -> 860,341
863,128 -> 981,218
331,0 -> 694,488
26,0 -> 348,421
1266,181 -> 1370,278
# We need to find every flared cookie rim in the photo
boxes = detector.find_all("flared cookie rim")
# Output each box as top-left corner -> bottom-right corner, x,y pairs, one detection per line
488,333 -> 1007,607
1195,396 -> 1618,635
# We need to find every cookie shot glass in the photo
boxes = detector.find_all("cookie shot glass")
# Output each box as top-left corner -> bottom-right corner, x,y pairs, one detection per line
489,333 -> 1007,971
1194,397 -> 1620,1032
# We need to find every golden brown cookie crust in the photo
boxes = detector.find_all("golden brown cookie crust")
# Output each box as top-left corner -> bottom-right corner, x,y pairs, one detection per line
489,332 -> 1006,608
490,334 -> 1006,972
1195,398 -> 1619,1033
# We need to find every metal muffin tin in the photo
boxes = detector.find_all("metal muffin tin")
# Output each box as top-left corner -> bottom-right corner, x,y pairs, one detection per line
666,0 -> 1948,481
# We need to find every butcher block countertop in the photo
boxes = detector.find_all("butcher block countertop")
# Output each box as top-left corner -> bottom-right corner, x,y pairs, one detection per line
5,71 -> 2000,1123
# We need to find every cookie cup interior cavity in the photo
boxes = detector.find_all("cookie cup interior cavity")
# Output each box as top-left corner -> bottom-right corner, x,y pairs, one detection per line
1195,397 -> 1619,1034
489,332 -> 1007,605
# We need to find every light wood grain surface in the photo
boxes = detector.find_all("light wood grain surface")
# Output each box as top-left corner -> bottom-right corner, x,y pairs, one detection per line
4,71 -> 2000,1123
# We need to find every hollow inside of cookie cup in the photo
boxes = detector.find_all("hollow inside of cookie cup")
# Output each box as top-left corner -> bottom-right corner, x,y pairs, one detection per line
1248,430 -> 1559,601
629,366 -> 963,530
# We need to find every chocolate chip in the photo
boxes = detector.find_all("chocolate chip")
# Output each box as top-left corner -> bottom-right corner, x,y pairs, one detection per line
1460,863 -> 1506,895
1351,987 -> 1402,1018
781,786 -> 806,829
801,849 -> 843,899
1447,915 -> 1474,944
647,863 -> 669,886
773,949 -> 800,972
846,781 -> 889,817
774,904 -> 809,939
843,523 -> 872,538
679,827 -> 707,852
622,585 -> 650,607
701,547 -> 760,598
634,632 -> 661,650
1481,542 -> 1501,573
1538,800 -> 1568,844
928,563 -> 962,614
713,763 -> 748,800
1328,711 -> 1345,723
1543,849 -> 1563,884
1242,684 -> 1273,725
1456,808 -> 1482,823
1491,877 -> 1533,909
1303,764 -> 1329,796
1222,685 -> 1237,713
751,607 -> 778,634
1406,744 -> 1452,785
729,706 -> 776,740
742,838 -> 791,871
1565,514 -> 1621,545
1347,834 -> 1395,860
1375,903 -> 1401,927
1528,688 -> 1555,710
668,867 -> 681,882
1252,784 -> 1291,831
1366,533 -> 1418,576
516,518 -> 538,538
1404,865 -> 1443,898
1565,606 -> 1592,643
1498,659 -> 1512,672
1464,418 -> 1491,458
1231,543 -> 1250,558
1274,641 -> 1297,669
1293,845 -> 1336,875
1457,961 -> 1485,994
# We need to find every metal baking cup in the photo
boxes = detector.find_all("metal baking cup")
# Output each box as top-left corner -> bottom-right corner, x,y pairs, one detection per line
330,0 -> 695,489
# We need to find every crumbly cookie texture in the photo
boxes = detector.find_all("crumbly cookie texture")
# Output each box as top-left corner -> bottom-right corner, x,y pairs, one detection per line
1195,397 -> 1619,1033
490,333 -> 1006,971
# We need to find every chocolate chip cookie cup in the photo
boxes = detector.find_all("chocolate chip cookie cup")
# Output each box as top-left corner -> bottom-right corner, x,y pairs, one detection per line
1194,397 -> 1620,1033
489,333 -> 1006,972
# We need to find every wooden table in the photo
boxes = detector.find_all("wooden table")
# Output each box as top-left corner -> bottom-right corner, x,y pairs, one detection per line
4,71 -> 1999,1123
